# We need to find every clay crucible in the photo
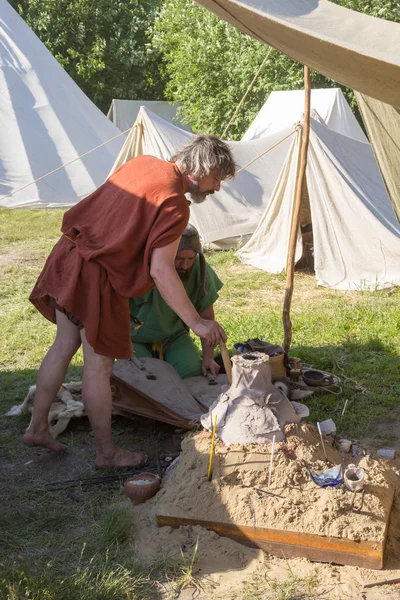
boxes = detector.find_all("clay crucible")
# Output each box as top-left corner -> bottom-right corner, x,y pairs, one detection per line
123,472 -> 161,505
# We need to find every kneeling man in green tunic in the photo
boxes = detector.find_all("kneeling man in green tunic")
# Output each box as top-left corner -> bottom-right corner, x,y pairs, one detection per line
130,225 -> 222,379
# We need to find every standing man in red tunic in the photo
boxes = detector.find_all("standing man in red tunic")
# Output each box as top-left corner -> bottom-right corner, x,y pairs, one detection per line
24,135 -> 235,468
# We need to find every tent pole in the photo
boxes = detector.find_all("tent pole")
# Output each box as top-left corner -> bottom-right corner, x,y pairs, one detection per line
282,65 -> 311,354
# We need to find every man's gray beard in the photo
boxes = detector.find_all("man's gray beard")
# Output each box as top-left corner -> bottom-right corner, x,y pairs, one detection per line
189,191 -> 208,204
187,179 -> 210,204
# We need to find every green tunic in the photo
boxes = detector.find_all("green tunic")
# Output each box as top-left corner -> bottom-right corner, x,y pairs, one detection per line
129,257 -> 222,378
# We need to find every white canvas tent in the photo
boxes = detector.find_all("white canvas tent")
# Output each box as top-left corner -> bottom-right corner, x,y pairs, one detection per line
112,90 -> 400,290
107,99 -> 192,132
242,88 -> 367,143
238,88 -> 400,290
193,0 -> 400,224
237,113 -> 400,290
111,89 -> 361,247
110,104 -> 292,247
0,0 -> 124,209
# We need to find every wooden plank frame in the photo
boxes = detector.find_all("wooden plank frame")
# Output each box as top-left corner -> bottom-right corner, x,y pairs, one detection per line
158,488 -> 394,570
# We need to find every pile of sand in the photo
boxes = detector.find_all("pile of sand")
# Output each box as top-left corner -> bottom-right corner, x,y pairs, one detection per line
155,424 -> 396,542
127,423 -> 400,598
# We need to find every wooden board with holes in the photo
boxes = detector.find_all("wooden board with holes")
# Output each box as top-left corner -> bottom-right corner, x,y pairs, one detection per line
111,358 -> 226,428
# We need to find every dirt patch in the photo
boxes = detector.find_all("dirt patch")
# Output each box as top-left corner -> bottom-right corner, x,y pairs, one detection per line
0,244 -> 48,279
220,268 -> 368,312
1,413 -> 182,492
0,245 -> 48,266
360,409 -> 400,452
3,410 -> 400,599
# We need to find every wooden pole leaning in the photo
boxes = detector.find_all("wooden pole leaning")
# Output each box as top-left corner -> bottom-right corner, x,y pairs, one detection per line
219,340 -> 232,385
282,65 -> 311,354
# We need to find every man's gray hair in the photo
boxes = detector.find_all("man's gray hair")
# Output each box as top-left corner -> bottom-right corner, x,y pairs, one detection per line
171,135 -> 236,180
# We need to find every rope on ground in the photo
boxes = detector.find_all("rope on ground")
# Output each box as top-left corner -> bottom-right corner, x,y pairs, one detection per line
221,48 -> 272,140
0,125 -> 133,202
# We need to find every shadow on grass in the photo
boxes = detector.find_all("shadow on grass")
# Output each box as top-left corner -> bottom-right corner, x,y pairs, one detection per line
0,365 -> 190,600
1,338 -> 399,599
289,336 -> 400,441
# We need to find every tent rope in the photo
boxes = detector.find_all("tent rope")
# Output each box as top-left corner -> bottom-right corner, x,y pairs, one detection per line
221,48 -> 272,140
3,119 -> 296,201
236,129 -> 297,174
0,125 -> 133,202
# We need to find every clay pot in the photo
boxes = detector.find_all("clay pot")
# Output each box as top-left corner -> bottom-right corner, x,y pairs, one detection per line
123,472 -> 160,505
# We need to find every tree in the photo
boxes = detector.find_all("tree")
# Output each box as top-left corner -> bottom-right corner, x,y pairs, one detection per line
151,0 -> 399,138
10,0 -> 167,113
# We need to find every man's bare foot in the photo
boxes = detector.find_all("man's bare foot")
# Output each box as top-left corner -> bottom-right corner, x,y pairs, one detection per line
95,448 -> 148,469
23,430 -> 68,453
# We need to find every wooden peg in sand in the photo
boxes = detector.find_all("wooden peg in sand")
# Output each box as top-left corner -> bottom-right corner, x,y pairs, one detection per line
267,435 -> 276,489
317,422 -> 329,462
207,414 -> 218,481
219,340 -> 232,385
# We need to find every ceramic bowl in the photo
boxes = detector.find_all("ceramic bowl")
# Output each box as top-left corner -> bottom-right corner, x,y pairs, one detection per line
302,369 -> 333,387
123,472 -> 161,505
337,439 -> 352,453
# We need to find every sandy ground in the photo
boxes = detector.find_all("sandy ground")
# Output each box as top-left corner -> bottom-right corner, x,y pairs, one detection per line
128,428 -> 400,599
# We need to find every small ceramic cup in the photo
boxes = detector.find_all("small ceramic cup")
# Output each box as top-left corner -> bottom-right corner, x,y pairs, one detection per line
337,439 -> 352,453
123,472 -> 161,505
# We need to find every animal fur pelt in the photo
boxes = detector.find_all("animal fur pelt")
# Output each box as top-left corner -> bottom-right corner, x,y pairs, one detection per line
7,382 -> 126,438
7,382 -> 85,438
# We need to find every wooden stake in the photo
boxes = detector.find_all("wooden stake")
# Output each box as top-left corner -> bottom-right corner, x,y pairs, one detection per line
219,340 -> 232,385
207,414 -> 218,481
267,435 -> 276,489
283,65 -> 311,353
341,399 -> 349,416
317,422 -> 328,462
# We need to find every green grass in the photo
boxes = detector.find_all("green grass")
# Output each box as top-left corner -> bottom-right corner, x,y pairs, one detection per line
1,208 -> 400,599
235,566 -> 320,600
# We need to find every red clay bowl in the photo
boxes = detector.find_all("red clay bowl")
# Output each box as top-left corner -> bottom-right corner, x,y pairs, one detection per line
123,472 -> 161,505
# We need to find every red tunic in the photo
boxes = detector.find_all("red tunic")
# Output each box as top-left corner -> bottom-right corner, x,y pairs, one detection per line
30,156 -> 190,358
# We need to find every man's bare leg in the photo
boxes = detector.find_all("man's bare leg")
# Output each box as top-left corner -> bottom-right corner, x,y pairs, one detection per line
23,311 -> 81,452
80,329 -> 147,469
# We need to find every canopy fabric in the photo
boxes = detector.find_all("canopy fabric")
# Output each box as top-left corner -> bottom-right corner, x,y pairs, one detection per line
238,117 -> 400,290
243,88 -> 367,143
0,0 -> 124,209
194,0 -> 400,108
107,99 -> 192,132
236,130 -> 303,273
355,93 -> 400,223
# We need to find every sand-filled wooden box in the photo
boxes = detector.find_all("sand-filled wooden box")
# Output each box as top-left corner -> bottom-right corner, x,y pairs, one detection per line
156,428 -> 396,569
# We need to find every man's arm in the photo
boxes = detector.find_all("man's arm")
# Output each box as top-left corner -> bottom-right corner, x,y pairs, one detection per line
150,240 -> 226,347
199,305 -> 221,376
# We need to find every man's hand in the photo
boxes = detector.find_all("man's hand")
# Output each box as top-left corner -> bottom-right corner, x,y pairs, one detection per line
201,357 -> 220,377
192,318 -> 226,347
